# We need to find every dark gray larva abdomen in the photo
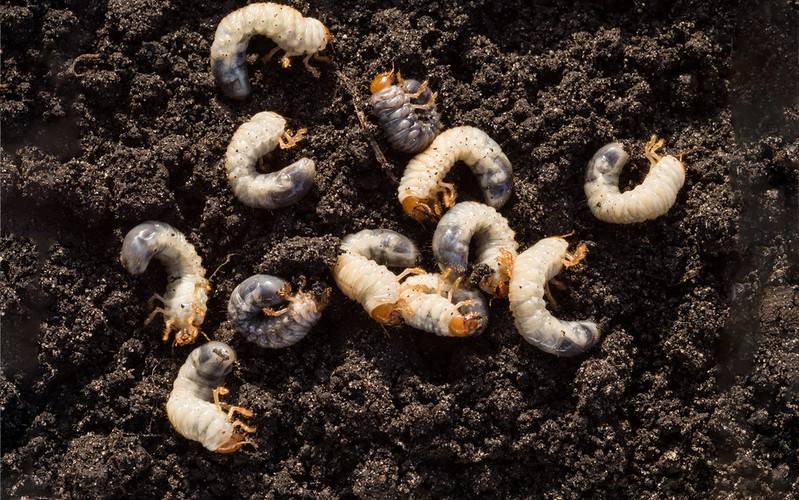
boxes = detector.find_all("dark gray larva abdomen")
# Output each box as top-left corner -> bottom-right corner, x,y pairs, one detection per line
372,79 -> 442,154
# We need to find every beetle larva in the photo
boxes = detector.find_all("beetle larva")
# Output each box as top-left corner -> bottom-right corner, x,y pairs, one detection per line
399,272 -> 488,337
330,229 -> 420,326
508,237 -> 598,356
228,274 -> 330,348
584,135 -> 685,224
398,126 -> 513,221
226,111 -> 316,210
210,2 -> 331,99
370,68 -> 442,154
166,342 -> 255,453
432,201 -> 518,297
120,221 -> 209,345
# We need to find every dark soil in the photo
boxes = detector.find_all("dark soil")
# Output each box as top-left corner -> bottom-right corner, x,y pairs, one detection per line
2,0 -> 798,498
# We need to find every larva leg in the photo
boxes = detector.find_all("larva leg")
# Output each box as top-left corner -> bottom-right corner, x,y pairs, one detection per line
413,91 -> 438,111
263,46 -> 281,63
405,79 -> 429,99
145,307 -> 169,325
562,243 -> 588,268
148,293 -> 167,308
396,267 -> 426,281
437,182 -> 457,208
301,54 -> 321,78
278,128 -> 307,149
161,319 -> 175,342
644,134 -> 665,164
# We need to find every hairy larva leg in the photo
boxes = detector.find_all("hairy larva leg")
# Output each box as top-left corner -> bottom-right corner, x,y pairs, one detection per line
405,79 -> 429,99
145,307 -> 169,325
161,318 -> 175,341
645,135 -> 665,164
412,89 -> 438,111
302,54 -> 321,78
148,293 -> 167,308
278,128 -> 307,149
262,306 -> 290,317
396,267 -> 426,281
562,243 -> 588,268
263,46 -> 281,63
313,53 -> 331,64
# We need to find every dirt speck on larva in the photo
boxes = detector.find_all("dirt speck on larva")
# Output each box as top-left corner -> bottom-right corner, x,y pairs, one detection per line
2,0 -> 798,498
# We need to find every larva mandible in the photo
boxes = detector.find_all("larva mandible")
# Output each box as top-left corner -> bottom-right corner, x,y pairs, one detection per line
508,237 -> 598,356
228,274 -> 331,349
330,229 -> 420,326
399,272 -> 488,337
210,2 -> 331,99
120,221 -> 209,345
584,135 -> 685,224
166,341 -> 256,453
432,201 -> 518,297
370,68 -> 442,154
225,111 -> 316,210
398,126 -> 513,222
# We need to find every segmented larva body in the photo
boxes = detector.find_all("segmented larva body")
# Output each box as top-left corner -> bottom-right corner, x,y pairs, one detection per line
399,273 -> 488,337
228,274 -> 330,348
398,126 -> 513,221
432,201 -> 518,297
370,69 -> 442,154
508,237 -> 598,356
166,342 -> 255,453
226,111 -> 316,210
585,135 -> 685,224
120,221 -> 209,345
210,2 -> 331,99
330,229 -> 419,326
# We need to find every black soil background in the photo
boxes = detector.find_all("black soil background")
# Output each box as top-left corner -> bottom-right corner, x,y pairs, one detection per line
2,0 -> 798,498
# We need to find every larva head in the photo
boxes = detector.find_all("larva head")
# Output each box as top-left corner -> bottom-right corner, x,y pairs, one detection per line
173,323 -> 201,346
215,432 -> 250,454
401,196 -> 437,222
448,313 -> 482,337
370,68 -> 397,94
370,303 -> 402,326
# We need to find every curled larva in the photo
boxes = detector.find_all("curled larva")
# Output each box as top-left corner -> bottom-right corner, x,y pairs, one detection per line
398,126 -> 513,221
226,111 -> 316,210
166,342 -> 256,453
228,274 -> 331,348
120,221 -> 209,345
585,135 -> 685,224
508,237 -> 598,356
370,68 -> 442,154
432,201 -> 518,297
399,273 -> 488,337
210,2 -> 331,99
330,229 -> 420,326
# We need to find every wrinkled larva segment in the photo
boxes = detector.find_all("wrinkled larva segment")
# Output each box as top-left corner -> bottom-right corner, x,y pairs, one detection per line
584,135 -> 686,224
120,221 -> 209,345
166,342 -> 256,453
432,201 -> 518,297
370,70 -> 442,154
225,111 -> 316,210
330,229 -> 420,326
228,274 -> 330,348
210,2 -> 331,99
399,272 -> 489,337
398,126 -> 513,221
508,237 -> 598,356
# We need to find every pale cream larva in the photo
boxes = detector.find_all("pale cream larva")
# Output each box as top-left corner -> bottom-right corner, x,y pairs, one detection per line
508,237 -> 598,356
166,342 -> 256,453
399,273 -> 488,337
330,229 -> 420,326
120,221 -> 209,345
226,111 -> 316,210
210,2 -> 331,99
398,126 -> 513,222
584,135 -> 685,224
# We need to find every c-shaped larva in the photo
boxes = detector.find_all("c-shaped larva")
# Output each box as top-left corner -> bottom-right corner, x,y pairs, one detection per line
584,135 -> 685,224
508,237 -> 598,356
120,221 -> 209,345
166,341 -> 256,453
228,274 -> 331,348
432,201 -> 518,297
398,126 -> 513,222
210,2 -> 331,99
399,272 -> 488,337
225,111 -> 316,210
330,229 -> 420,326
370,68 -> 442,154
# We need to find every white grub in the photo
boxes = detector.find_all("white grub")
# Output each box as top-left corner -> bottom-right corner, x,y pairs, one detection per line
585,135 -> 685,224
399,272 -> 488,337
432,201 -> 518,297
225,111 -> 315,210
330,229 -> 420,326
508,237 -> 598,356
210,2 -> 331,99
398,126 -> 513,221
370,68 -> 442,154
228,274 -> 330,348
120,221 -> 209,345
166,342 -> 256,453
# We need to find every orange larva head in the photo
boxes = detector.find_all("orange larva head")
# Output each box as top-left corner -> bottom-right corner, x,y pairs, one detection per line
401,196 -> 437,222
215,432 -> 248,454
448,314 -> 481,337
370,303 -> 402,326
174,325 -> 200,346
370,70 -> 396,94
